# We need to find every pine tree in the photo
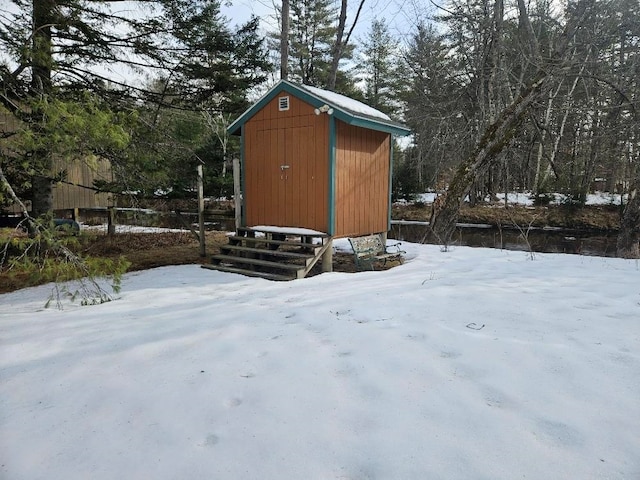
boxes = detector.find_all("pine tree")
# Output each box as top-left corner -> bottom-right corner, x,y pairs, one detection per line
0,0 -> 271,217
289,0 -> 338,86
271,0 -> 357,94
401,22 -> 465,190
358,19 -> 400,115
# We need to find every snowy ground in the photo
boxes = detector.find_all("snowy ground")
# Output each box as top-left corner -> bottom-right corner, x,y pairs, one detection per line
1,241 -> 639,480
409,191 -> 625,206
81,224 -> 188,233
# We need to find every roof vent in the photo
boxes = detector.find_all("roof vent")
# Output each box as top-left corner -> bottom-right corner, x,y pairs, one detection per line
278,96 -> 290,111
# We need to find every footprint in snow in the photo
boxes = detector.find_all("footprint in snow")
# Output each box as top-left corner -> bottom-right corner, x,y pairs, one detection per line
224,397 -> 243,408
535,418 -> 584,447
440,351 -> 461,359
197,434 -> 220,447
406,332 -> 428,341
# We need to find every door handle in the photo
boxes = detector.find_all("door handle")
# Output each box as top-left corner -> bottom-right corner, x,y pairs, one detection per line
280,165 -> 290,171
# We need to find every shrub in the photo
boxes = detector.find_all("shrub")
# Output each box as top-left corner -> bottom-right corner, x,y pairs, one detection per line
1,222 -> 130,307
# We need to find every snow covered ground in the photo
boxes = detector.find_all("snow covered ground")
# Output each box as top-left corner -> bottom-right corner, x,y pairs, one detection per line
1,240 -> 639,480
82,224 -> 188,234
410,191 -> 625,206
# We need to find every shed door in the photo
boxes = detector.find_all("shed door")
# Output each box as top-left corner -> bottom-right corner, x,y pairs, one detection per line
254,124 -> 318,228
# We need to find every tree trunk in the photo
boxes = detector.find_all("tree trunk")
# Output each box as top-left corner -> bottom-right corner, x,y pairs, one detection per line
429,77 -> 548,244
0,164 -> 38,233
32,175 -> 54,217
328,0 -> 365,90
31,0 -> 54,217
617,177 -> 639,258
281,0 -> 290,81
517,0 -> 540,61
32,0 -> 53,94
328,0 -> 348,90
429,0 -> 593,245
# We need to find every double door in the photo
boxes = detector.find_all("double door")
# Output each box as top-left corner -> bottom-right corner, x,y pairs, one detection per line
245,121 -> 325,231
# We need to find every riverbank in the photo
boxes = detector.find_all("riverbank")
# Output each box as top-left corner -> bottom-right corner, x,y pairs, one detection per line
87,196 -> 625,233
392,203 -> 623,232
0,201 -> 626,294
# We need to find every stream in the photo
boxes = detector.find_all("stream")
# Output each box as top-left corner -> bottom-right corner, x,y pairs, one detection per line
390,220 -> 619,257
98,208 -> 619,258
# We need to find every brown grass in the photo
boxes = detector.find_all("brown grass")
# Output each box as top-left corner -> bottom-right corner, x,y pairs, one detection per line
0,229 -> 370,294
392,203 -> 622,231
80,231 -> 229,270
3,202 -> 617,294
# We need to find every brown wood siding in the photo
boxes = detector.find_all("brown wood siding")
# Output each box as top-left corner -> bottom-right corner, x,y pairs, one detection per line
52,158 -> 113,210
2,108 -> 113,213
334,122 -> 390,238
244,92 -> 329,232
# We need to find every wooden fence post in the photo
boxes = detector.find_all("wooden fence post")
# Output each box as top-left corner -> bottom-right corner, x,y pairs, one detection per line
322,239 -> 333,273
197,163 -> 206,257
107,207 -> 116,236
233,157 -> 241,231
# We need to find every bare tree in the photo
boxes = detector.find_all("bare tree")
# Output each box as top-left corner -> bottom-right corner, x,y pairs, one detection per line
617,166 -> 639,258
429,0 -> 595,245
328,0 -> 365,90
203,111 -> 233,178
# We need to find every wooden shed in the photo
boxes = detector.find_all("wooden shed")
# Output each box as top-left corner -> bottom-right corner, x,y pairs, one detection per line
205,80 -> 410,280
228,80 -> 410,237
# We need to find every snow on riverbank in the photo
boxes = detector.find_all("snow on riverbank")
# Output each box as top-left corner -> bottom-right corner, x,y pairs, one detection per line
408,191 -> 626,206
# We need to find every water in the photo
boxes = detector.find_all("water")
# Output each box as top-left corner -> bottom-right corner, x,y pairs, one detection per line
390,221 -> 619,257
89,207 -> 619,257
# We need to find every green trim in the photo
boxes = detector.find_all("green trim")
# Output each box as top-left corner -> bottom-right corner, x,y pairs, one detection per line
240,128 -> 246,227
343,115 -> 411,137
328,115 -> 336,236
388,135 -> 394,231
228,79 -> 411,137
228,81 -> 327,135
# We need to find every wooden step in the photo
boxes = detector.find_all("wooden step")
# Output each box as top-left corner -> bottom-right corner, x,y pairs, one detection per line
203,227 -> 333,281
228,235 -> 321,250
221,244 -> 315,260
201,264 -> 294,281
211,254 -> 305,272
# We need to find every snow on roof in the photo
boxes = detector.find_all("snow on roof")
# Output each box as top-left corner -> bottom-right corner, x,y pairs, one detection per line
251,225 -> 327,236
300,84 -> 392,121
227,80 -> 410,136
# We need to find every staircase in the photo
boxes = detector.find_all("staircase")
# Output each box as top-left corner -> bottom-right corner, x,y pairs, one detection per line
202,227 -> 333,281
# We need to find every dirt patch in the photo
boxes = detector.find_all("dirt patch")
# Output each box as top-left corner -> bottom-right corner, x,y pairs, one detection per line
82,231 -> 371,275
81,231 -> 229,270
7,200 -> 617,294
2,229 -> 397,294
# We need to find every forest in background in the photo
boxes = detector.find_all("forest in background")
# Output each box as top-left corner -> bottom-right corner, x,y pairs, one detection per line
1,0 -> 638,259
